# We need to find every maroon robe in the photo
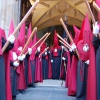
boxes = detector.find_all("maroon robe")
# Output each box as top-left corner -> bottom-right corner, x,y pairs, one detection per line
68,25 -> 80,95
86,32 -> 97,100
68,55 -> 78,95
1,29 -> 12,100
65,52 -> 71,88
16,22 -> 27,90
35,38 -> 43,82
48,48 -> 52,79
35,55 -> 43,82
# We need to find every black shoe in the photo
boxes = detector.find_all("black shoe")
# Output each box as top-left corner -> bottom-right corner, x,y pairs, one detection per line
19,90 -> 25,94
21,90 -> 25,94
12,96 -> 16,100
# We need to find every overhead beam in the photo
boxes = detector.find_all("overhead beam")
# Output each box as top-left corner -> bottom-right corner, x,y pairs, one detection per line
39,2 -> 50,8
36,13 -> 83,28
64,1 -> 85,17
53,7 -> 62,13
32,1 -> 60,26
63,6 -> 73,13
47,9 -> 52,17
37,20 -> 81,31
75,1 -> 84,6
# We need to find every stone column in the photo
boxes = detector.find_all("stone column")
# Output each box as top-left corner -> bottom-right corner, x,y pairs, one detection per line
0,0 -> 21,37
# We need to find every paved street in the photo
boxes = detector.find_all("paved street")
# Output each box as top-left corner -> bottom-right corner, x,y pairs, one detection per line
16,80 -> 76,100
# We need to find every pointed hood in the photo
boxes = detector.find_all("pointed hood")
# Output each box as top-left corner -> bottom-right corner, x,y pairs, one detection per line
52,30 -> 61,56
0,28 -> 3,55
78,18 -> 85,41
0,28 -> 6,40
8,20 -> 14,36
54,30 -> 59,47
27,23 -> 32,48
30,32 -> 37,60
96,0 -> 100,20
18,22 -> 25,47
77,13 -> 91,61
73,25 -> 80,45
83,13 -> 91,45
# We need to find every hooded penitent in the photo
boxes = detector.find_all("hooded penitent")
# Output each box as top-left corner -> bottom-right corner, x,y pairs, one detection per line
35,37 -> 43,82
25,23 -> 32,84
68,26 -> 79,96
0,28 -> 6,100
76,14 -> 91,100
1,20 -> 15,100
52,30 -> 61,56
86,15 -> 96,100
16,22 -> 27,90
4,20 -> 15,100
51,30 -> 62,79
9,20 -> 18,97
77,14 -> 90,62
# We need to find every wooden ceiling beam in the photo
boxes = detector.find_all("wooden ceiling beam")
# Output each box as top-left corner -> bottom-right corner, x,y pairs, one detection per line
39,2 -> 50,7
37,20 -> 81,31
75,1 -> 84,6
47,9 -> 52,17
63,6 -> 73,13
32,1 -> 60,26
36,13 -> 83,28
53,7 -> 61,13
65,1 -> 85,17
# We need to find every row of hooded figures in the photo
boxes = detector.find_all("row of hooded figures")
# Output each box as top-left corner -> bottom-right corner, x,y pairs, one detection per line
1,2 -> 100,100
0,21 -> 69,100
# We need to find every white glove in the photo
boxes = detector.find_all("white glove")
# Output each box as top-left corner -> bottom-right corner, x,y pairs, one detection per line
83,44 -> 89,52
48,51 -> 50,53
85,60 -> 89,65
37,47 -> 40,52
62,57 -> 65,60
51,60 -> 53,63
7,34 -> 15,44
28,48 -> 32,55
45,52 -> 47,55
18,47 -> 22,51
54,49 -> 57,52
22,54 -> 26,59
18,56 -> 23,61
71,43 -> 76,51
69,48 -> 73,52
61,46 -> 64,50
93,22 -> 99,35
13,61 -> 19,67
13,52 -> 17,60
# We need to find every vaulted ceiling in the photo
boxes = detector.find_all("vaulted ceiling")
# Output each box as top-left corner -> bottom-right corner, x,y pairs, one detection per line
29,0 -> 92,31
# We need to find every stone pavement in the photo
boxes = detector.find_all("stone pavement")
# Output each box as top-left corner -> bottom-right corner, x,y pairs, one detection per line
16,80 -> 76,100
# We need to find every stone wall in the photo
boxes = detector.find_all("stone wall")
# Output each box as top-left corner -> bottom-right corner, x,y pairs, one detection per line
0,0 -> 21,37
